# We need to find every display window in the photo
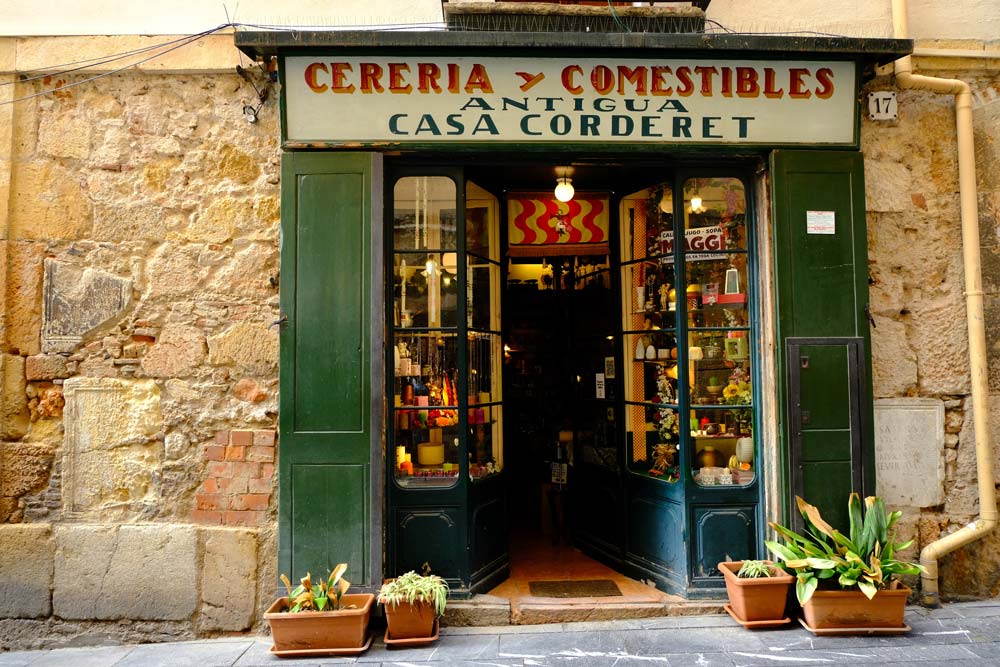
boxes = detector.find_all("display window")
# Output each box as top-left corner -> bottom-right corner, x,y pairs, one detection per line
620,176 -> 756,487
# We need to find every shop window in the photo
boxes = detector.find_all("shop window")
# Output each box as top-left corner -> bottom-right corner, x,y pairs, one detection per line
619,177 -> 756,487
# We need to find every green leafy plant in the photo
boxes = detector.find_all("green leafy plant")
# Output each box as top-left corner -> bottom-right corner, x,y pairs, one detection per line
736,559 -> 775,578
378,570 -> 449,618
765,495 -> 923,605
279,563 -> 352,613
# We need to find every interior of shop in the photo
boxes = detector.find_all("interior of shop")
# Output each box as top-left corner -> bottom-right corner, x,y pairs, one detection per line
389,157 -> 757,604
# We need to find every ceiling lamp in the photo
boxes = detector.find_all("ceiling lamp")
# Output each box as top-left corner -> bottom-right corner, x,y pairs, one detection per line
554,177 -> 575,202
690,194 -> 704,213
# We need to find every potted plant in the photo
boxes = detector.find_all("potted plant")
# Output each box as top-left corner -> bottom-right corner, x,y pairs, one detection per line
718,559 -> 794,627
766,494 -> 923,633
263,563 -> 375,655
378,570 -> 449,644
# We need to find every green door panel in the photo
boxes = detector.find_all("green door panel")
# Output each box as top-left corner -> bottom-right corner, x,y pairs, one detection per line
395,508 -> 463,583
279,152 -> 382,592
771,150 -> 875,526
801,461 -> 853,532
691,505 -> 756,581
291,464 -> 368,582
801,431 -> 853,462
797,345 -> 852,429
294,173 -> 366,434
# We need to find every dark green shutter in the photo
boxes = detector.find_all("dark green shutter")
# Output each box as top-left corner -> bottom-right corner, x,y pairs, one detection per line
278,152 -> 383,590
771,150 -> 875,531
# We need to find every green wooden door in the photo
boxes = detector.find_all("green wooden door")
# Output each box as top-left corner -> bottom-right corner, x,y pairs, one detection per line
279,152 -> 383,591
771,150 -> 874,530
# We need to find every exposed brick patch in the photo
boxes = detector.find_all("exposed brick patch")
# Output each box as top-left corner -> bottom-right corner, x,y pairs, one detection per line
193,429 -> 276,526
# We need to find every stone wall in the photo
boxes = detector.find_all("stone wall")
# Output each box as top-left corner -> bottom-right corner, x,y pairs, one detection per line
1,29 -> 999,649
1,47 -> 281,648
864,63 -> 1000,598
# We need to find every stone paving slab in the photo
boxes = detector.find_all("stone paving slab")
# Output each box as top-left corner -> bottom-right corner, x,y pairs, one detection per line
5,603 -> 1000,666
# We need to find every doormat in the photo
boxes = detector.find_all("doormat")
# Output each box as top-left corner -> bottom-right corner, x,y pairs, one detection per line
528,579 -> 623,598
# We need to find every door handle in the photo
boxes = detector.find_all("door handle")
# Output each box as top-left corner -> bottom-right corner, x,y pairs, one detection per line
864,303 -> 877,329
269,314 -> 289,331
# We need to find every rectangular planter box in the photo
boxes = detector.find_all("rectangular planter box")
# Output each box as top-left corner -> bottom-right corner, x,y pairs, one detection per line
802,585 -> 910,629
264,593 -> 374,651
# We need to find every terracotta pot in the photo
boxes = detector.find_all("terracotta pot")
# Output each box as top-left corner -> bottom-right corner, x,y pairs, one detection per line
384,599 -> 437,640
718,561 -> 794,622
264,593 -> 374,651
801,584 -> 910,629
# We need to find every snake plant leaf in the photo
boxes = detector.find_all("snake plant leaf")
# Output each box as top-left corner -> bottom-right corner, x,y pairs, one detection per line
796,496 -> 839,543
770,522 -> 822,550
805,558 -> 839,570
894,538 -> 914,553
335,577 -> 350,597
328,563 -> 348,587
839,574 -> 858,587
848,493 -> 864,549
816,568 -> 836,579
280,574 -> 293,599
796,574 -> 819,604
315,596 -> 328,611
765,539 -> 801,562
857,578 -> 878,600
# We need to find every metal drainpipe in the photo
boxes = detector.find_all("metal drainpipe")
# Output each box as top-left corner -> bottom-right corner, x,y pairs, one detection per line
890,0 -> 997,607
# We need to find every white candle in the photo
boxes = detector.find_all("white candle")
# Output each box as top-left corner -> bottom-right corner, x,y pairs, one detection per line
400,259 -> 407,315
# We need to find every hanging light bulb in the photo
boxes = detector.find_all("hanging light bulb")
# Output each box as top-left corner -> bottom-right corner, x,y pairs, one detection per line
554,177 -> 575,202
690,194 -> 703,212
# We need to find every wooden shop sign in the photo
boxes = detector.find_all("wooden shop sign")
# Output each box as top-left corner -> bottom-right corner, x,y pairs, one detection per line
284,56 -> 856,145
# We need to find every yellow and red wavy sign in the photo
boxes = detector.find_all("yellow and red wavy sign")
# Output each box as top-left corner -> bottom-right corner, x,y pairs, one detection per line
507,193 -> 609,256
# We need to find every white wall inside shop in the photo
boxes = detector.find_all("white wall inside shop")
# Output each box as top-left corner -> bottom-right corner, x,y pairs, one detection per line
0,0 -> 445,36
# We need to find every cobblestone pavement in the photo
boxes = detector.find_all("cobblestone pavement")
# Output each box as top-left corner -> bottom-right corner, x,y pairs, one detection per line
3,601 -> 1000,666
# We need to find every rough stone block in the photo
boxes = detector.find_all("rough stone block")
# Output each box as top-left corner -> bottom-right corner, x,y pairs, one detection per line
0,524 -> 53,618
198,527 -> 257,632
143,244 -> 204,299
9,162 -> 93,241
140,324 -> 206,378
1,354 -> 29,440
38,117 -> 92,160
874,398 -> 945,508
42,259 -> 132,354
25,354 -> 70,381
865,160 -> 913,213
54,524 -> 197,620
207,323 -> 278,375
0,441 -> 55,499
62,378 -> 162,516
3,241 -> 45,355
871,318 -> 918,397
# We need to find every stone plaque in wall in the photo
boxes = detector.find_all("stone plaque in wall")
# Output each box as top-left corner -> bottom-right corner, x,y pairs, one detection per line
62,377 -> 163,517
42,259 -> 132,353
874,398 -> 945,508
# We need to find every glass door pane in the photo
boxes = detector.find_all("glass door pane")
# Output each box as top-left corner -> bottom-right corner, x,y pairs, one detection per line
681,177 -> 756,488
620,184 -> 682,484
466,181 -> 503,482
390,176 -> 461,489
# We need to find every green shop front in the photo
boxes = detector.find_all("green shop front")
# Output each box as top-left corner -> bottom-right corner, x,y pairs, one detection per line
237,30 -> 910,601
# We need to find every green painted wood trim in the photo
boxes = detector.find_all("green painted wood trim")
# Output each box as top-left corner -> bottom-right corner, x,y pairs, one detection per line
769,149 -> 874,523
278,152 -> 380,593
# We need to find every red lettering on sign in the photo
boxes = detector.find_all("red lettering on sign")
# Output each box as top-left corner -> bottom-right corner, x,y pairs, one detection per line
418,63 -> 442,93
360,63 -> 384,94
651,66 -> 673,96
617,66 -> 648,95
694,66 -> 718,96
464,64 -> 494,94
562,65 -> 584,95
789,68 -> 812,99
331,63 -> 355,93
304,63 -> 328,93
735,67 -> 759,98
675,67 -> 693,97
388,63 -> 412,94
763,68 -> 783,99
814,67 -> 834,99
591,65 -> 614,95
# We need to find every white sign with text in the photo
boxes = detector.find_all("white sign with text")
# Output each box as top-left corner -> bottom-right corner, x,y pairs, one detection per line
285,56 -> 856,145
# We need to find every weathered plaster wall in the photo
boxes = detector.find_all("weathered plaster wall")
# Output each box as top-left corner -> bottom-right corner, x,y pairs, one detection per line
864,64 -> 1000,598
0,43 -> 282,647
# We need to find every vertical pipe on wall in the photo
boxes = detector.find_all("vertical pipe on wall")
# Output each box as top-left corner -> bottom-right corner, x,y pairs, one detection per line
890,0 -> 996,607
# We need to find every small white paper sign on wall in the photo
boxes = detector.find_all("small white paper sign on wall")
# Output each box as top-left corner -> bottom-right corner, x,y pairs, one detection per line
806,210 -> 836,234
595,373 -> 606,399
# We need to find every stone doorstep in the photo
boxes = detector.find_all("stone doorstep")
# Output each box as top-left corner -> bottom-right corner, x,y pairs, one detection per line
442,594 -> 726,627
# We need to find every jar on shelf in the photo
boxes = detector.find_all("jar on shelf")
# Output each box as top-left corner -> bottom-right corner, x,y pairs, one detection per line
695,445 -> 722,469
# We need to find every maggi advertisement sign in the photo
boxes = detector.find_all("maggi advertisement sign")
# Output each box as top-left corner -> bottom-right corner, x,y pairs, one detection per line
285,56 -> 856,145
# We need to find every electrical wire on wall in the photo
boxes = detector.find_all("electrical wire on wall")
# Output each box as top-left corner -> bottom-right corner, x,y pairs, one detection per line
1,17 -> 854,107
